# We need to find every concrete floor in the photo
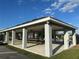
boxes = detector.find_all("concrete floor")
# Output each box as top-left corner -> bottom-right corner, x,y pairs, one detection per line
10,42 -> 64,57
8,39 -> 74,57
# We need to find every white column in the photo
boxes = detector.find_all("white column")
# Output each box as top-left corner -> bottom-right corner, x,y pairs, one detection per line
45,23 -> 52,57
72,30 -> 76,46
11,30 -> 15,45
22,28 -> 27,49
64,31 -> 69,49
5,32 -> 9,43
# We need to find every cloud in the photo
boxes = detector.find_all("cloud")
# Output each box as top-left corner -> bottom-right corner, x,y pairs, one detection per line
43,0 -> 79,16
43,8 -> 52,14
43,0 -> 65,15
59,0 -> 79,13
51,0 -> 68,9
50,0 -> 79,13
43,7 -> 55,16
17,0 -> 23,6
42,0 -> 50,2
69,0 -> 79,3
18,16 -> 25,19
60,2 -> 78,12
31,0 -> 50,2
68,9 -> 74,13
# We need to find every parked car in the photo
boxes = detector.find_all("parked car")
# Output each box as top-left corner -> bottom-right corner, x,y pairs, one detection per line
0,41 -> 7,45
0,35 -> 7,45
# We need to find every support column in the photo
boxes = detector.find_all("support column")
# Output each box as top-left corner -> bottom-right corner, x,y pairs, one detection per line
45,22 -> 52,57
11,30 -> 15,45
64,31 -> 69,49
5,32 -> 9,43
22,28 -> 27,49
72,30 -> 76,46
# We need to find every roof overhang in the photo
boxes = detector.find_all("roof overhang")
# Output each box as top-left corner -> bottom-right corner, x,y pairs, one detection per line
0,16 -> 77,32
50,17 -> 77,30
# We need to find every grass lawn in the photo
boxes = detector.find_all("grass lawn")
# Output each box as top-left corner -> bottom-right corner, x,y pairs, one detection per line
6,45 -> 79,59
6,45 -> 48,59
51,45 -> 79,59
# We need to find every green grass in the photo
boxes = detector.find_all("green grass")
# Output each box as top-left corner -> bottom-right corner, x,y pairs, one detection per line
50,46 -> 79,59
6,45 -> 48,59
6,45 -> 79,59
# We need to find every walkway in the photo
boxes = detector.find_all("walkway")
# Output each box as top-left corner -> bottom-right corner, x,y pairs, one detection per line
0,45 -> 30,59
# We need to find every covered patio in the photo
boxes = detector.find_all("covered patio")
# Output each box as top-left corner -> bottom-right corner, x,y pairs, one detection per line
0,17 -> 77,57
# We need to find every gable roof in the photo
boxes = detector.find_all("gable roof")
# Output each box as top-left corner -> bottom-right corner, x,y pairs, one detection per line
0,16 -> 77,32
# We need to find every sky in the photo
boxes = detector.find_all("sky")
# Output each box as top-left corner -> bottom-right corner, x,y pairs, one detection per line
0,0 -> 79,31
